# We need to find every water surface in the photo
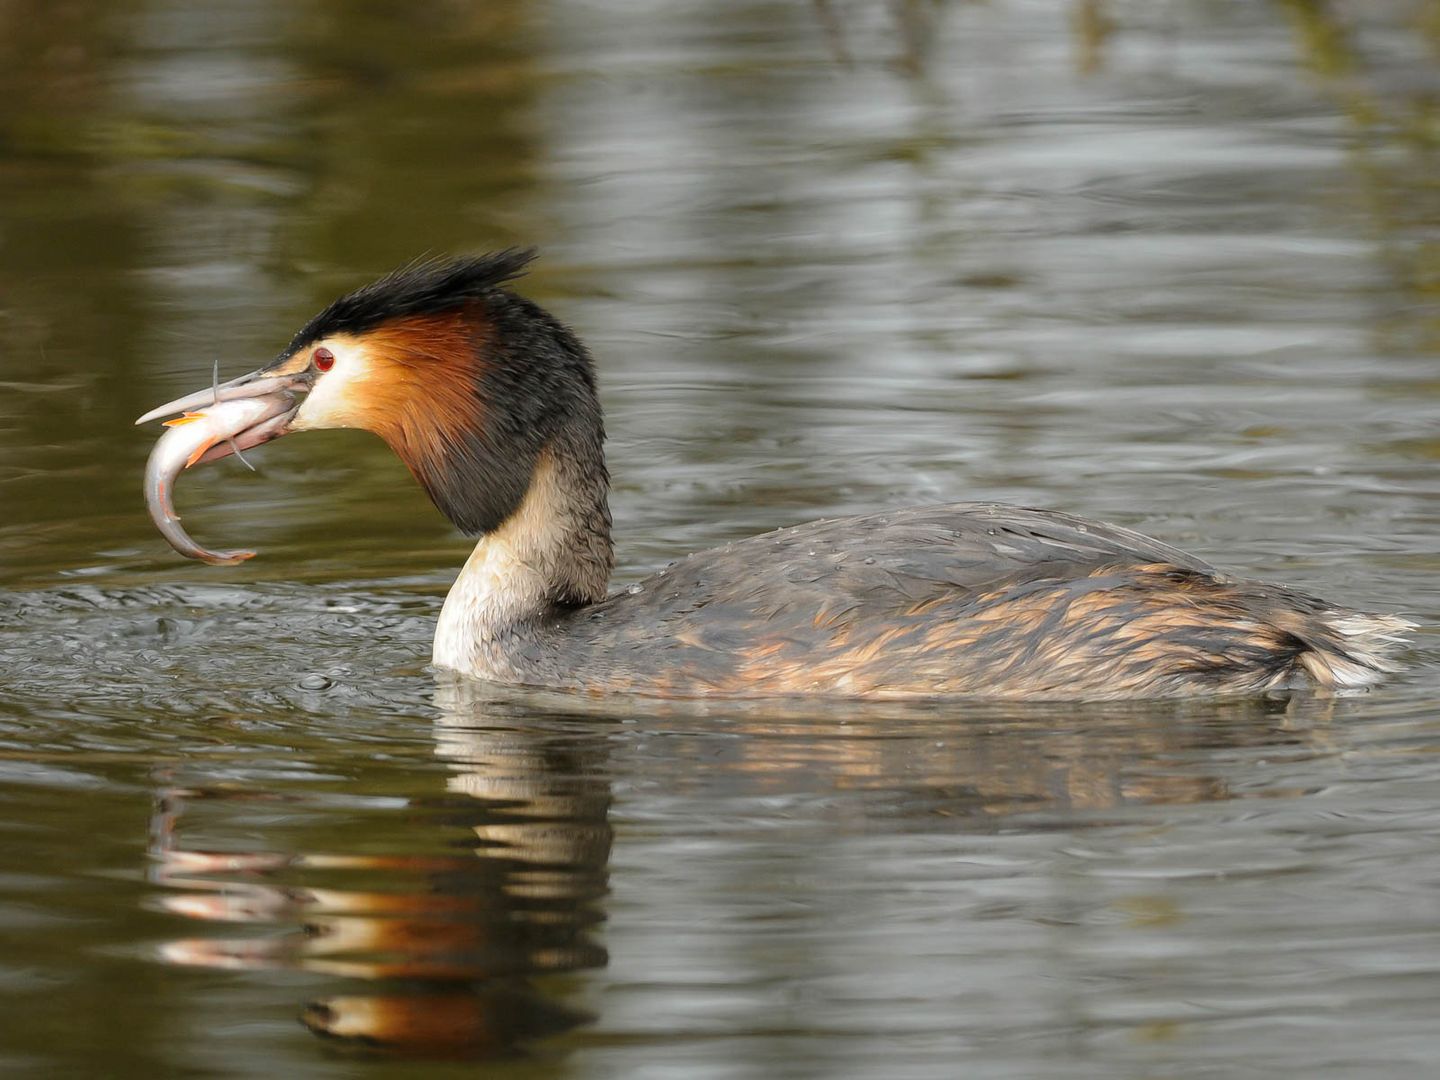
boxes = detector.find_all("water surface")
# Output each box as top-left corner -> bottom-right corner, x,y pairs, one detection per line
1,1 -> 1438,1076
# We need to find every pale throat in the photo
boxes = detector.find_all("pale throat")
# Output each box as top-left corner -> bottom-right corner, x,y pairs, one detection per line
432,452 -> 610,678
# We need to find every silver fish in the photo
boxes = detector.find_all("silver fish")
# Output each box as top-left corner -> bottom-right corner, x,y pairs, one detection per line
142,395 -> 295,565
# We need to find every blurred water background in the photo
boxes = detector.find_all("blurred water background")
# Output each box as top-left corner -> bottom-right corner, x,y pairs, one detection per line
1,1 -> 1438,1076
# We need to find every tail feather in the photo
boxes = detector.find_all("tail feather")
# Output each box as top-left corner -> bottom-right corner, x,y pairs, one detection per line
1296,611 -> 1416,690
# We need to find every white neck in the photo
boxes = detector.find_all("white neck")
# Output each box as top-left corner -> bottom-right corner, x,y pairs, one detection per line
432,452 -> 611,681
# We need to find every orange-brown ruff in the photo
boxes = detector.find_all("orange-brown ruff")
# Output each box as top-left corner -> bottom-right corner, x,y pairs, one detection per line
139,252 -> 1414,699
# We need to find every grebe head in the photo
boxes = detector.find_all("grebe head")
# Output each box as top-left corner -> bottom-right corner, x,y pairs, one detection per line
136,250 -> 609,540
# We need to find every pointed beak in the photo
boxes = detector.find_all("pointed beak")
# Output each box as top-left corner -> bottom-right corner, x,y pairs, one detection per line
136,366 -> 313,463
135,367 -> 314,427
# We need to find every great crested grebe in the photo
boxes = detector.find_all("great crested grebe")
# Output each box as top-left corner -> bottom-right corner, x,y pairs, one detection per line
137,251 -> 1412,699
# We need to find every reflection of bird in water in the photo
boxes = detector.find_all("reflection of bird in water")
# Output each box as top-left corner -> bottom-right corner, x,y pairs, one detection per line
146,716 -> 612,1061
137,251 -> 1412,699
145,683 -> 1336,1059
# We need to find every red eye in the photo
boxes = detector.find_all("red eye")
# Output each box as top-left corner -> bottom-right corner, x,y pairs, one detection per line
313,346 -> 335,372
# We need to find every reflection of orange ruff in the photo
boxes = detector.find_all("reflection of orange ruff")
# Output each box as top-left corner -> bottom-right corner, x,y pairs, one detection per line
146,762 -> 610,1060
161,413 -> 220,467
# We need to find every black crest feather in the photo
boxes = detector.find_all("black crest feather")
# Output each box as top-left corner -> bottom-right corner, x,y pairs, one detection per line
279,248 -> 537,359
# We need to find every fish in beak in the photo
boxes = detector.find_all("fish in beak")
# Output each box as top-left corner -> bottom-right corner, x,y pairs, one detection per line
136,367 -> 312,565
134,366 -> 312,429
